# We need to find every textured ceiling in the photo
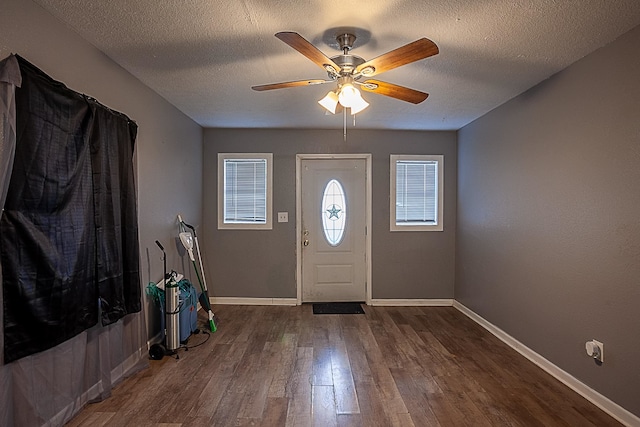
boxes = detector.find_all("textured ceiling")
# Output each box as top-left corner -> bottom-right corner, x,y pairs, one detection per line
33,0 -> 640,130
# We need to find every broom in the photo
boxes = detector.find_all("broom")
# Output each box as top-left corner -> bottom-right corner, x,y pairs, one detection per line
178,215 -> 217,332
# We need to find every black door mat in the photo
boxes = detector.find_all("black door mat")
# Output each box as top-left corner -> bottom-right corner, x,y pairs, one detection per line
312,302 -> 365,315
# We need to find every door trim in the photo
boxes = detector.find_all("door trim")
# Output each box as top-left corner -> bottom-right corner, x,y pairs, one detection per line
296,154 -> 372,305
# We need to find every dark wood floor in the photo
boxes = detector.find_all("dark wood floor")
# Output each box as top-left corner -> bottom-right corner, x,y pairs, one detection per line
66,304 -> 622,426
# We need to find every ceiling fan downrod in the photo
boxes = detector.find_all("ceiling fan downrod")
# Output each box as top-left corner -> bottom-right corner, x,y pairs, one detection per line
336,33 -> 356,54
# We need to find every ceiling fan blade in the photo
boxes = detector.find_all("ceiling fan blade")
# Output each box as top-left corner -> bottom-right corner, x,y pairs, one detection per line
359,79 -> 429,104
275,32 -> 341,75
252,79 -> 330,91
355,38 -> 439,77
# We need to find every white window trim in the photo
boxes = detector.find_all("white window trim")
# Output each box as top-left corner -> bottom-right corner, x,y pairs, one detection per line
218,153 -> 273,230
390,154 -> 444,232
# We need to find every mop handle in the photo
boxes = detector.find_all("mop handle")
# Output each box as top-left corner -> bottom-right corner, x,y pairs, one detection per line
193,235 -> 208,292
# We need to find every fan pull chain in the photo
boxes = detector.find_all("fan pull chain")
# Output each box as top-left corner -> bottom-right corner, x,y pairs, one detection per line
343,107 -> 347,142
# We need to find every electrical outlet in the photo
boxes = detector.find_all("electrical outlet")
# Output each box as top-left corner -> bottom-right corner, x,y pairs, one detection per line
277,212 -> 288,223
585,339 -> 604,363
593,340 -> 604,363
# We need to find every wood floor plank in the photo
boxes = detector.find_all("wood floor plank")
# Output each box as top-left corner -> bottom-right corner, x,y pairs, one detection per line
189,341 -> 246,418
341,325 -> 374,385
266,335 -> 298,398
330,339 -> 360,415
294,304 -> 314,348
285,347 -> 314,427
230,343 -> 275,419
389,411 -> 417,427
64,305 -> 625,427
237,335 -> 295,420
209,391 -> 245,427
235,315 -> 291,419
312,346 -> 334,386
353,381 -> 395,427
336,413 -> 364,427
389,367 -> 442,427
264,306 -> 291,342
181,416 -> 216,427
352,328 -> 408,413
261,396 -> 289,426
312,385 -> 338,427
65,411 -> 115,427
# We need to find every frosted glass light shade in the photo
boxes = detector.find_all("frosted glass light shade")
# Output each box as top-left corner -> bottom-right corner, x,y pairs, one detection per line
318,91 -> 339,114
349,94 -> 369,114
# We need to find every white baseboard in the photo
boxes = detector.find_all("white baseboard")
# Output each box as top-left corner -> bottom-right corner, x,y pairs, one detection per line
453,301 -> 640,427
147,332 -> 163,349
209,297 -> 297,306
208,298 -> 454,307
369,298 -> 454,306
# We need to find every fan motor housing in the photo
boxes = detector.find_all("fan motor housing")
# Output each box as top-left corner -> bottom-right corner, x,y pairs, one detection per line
329,54 -> 366,78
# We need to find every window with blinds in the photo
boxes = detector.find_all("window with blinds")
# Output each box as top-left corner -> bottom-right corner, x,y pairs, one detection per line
218,153 -> 272,229
390,155 -> 444,232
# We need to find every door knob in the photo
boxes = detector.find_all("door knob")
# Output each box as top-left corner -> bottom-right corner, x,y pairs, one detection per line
303,239 -> 309,246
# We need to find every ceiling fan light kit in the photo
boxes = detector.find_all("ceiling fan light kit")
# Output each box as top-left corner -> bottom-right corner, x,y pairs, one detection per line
317,77 -> 370,115
252,30 -> 439,118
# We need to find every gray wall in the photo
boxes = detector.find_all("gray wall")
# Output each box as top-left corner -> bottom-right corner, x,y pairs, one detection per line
457,25 -> 640,417
202,128 -> 457,300
1,0 -> 204,340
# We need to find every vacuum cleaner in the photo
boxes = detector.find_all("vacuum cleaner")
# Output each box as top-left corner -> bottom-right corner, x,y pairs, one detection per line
178,215 -> 217,332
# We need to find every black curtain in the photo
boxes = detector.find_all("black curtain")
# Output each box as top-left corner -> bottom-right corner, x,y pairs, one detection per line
0,56 -> 140,363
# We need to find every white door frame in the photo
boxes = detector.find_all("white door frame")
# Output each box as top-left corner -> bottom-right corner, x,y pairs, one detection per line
296,153 -> 372,305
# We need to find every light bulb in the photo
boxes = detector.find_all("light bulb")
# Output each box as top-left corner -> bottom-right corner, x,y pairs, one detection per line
338,84 -> 359,108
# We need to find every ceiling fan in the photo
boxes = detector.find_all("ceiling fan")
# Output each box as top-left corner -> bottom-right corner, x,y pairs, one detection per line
252,31 -> 439,115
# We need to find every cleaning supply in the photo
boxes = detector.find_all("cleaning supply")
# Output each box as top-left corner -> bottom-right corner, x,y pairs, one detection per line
178,215 -> 217,332
147,274 -> 199,359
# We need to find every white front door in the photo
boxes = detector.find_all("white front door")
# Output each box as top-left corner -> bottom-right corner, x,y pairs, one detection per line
300,158 -> 367,302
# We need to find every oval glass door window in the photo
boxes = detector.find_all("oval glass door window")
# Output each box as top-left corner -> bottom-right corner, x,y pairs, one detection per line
321,179 -> 347,246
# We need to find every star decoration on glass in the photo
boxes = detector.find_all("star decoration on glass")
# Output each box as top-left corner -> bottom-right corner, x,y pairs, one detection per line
326,204 -> 342,220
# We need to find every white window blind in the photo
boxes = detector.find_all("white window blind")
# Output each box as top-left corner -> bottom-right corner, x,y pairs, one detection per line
395,160 -> 437,224
223,158 -> 267,224
390,154 -> 443,232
